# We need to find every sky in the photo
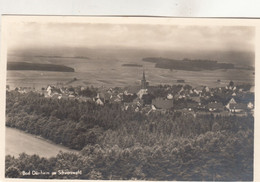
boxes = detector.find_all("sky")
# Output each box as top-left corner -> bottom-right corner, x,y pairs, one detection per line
7,21 -> 255,53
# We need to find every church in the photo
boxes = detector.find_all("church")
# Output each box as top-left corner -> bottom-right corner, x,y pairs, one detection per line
137,70 -> 149,99
141,70 -> 149,89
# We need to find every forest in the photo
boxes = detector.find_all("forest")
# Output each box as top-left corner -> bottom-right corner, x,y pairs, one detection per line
122,63 -> 143,67
7,62 -> 75,72
143,57 -> 234,71
5,91 -> 253,180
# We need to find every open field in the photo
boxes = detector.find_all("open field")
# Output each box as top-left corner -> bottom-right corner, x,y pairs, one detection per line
6,56 -> 254,90
5,127 -> 78,158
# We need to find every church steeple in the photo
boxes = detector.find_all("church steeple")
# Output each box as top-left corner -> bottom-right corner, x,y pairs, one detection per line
141,68 -> 149,89
142,69 -> 146,81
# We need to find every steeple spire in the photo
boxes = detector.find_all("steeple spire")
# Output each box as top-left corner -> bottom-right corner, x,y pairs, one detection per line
141,67 -> 148,89
142,69 -> 146,81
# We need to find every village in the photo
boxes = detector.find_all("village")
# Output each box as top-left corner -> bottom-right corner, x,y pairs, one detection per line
8,70 -> 254,117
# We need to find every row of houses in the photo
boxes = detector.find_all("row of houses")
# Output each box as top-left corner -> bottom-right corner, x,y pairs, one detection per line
150,97 -> 253,113
9,79 -> 254,116
46,82 -> 254,114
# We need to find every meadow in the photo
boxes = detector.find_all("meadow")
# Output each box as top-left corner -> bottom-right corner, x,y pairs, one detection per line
6,127 -> 78,158
6,55 -> 254,90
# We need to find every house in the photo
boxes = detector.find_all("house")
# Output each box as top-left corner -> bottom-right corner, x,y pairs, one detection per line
186,102 -> 199,111
18,87 -> 35,93
46,85 -> 52,95
135,106 -> 140,112
152,98 -> 173,110
207,102 -> 224,112
193,89 -> 200,95
178,87 -> 184,94
137,89 -> 148,99
46,85 -> 61,96
167,94 -> 173,100
195,86 -> 204,92
123,103 -> 130,111
250,86 -> 254,93
99,92 -> 111,103
50,93 -> 61,99
114,98 -> 121,102
77,96 -> 92,103
96,98 -> 104,106
226,98 -> 237,110
132,98 -> 142,107
247,102 -> 254,109
225,97 -> 248,113
190,96 -> 201,103
228,103 -> 247,113
126,86 -> 140,95
204,86 -> 210,92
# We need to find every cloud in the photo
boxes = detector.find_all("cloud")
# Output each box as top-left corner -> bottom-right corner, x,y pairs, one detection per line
7,22 -> 255,52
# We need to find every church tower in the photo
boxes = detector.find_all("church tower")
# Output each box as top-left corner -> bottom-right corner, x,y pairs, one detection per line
141,69 -> 149,89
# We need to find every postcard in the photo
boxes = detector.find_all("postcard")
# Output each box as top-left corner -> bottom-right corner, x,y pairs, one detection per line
1,16 -> 258,181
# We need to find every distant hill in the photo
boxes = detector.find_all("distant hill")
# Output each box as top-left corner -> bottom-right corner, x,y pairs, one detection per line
32,55 -> 89,59
122,64 -> 143,67
7,62 -> 75,72
9,47 -> 254,68
143,57 -> 235,71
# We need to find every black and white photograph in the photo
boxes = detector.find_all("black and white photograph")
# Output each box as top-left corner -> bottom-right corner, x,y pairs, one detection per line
2,16 -> 256,181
